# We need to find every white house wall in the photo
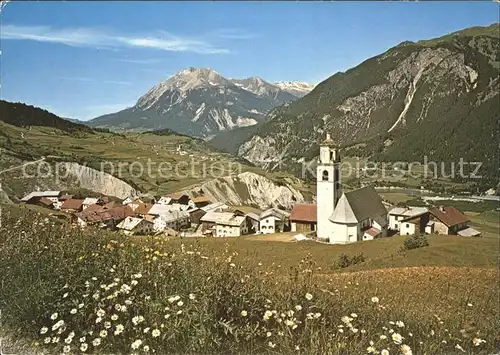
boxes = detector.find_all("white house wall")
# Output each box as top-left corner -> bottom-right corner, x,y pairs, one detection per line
400,222 -> 416,235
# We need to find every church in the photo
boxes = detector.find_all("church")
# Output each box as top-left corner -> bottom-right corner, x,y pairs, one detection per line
315,134 -> 388,243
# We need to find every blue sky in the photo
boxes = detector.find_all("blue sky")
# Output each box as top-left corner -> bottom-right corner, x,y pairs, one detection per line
1,2 -> 498,120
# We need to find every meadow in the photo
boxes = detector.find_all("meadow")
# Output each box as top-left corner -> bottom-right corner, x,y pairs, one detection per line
0,121 -> 313,202
0,207 -> 498,354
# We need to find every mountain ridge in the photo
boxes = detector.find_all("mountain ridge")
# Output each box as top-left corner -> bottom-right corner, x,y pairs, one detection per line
88,68 -> 313,138
237,24 -> 499,182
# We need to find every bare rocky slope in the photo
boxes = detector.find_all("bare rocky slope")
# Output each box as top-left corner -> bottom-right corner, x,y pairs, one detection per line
191,171 -> 305,209
238,24 -> 499,180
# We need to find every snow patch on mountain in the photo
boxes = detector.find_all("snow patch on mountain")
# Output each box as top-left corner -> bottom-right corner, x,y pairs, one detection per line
192,103 -> 206,122
274,81 -> 315,97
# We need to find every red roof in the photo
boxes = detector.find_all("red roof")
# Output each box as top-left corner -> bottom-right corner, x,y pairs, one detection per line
38,198 -> 55,206
429,206 -> 470,227
135,203 -> 153,215
167,193 -> 188,200
77,205 -> 134,223
61,199 -> 84,211
85,204 -> 104,213
103,201 -> 117,210
106,206 -> 135,221
192,196 -> 212,203
289,204 -> 317,223
364,227 -> 382,237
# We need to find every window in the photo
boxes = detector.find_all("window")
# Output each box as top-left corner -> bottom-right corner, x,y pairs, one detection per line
322,170 -> 329,181
406,224 -> 410,228
329,151 -> 333,161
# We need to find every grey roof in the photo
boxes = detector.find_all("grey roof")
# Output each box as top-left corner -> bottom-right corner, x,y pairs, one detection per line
157,210 -> 190,223
245,212 -> 260,221
389,206 -> 428,217
201,202 -> 228,212
260,208 -> 290,220
21,191 -> 61,202
329,186 -> 387,226
457,227 -> 481,237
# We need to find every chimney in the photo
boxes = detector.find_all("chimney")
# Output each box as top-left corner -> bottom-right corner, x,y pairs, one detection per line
326,133 -> 331,140
439,205 -> 445,212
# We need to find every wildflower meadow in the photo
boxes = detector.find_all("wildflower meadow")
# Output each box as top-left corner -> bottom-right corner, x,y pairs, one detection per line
0,209 -> 498,354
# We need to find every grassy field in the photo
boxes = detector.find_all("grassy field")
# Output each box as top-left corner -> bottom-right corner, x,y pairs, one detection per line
0,122 -> 313,201
0,205 -> 498,354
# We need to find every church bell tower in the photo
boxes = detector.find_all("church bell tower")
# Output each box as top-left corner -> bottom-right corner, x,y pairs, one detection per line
316,133 -> 342,240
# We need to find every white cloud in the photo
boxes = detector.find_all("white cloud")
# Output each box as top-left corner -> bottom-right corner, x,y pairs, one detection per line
1,24 -> 230,54
209,28 -> 257,40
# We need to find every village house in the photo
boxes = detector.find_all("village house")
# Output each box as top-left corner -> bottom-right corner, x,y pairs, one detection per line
399,213 -> 431,236
37,197 -> 56,209
152,210 -> 190,232
82,197 -> 100,210
259,208 -> 290,234
166,193 -> 190,205
315,134 -> 388,243
388,206 -> 429,234
74,205 -> 135,229
20,190 -> 62,204
214,214 -> 248,237
134,203 -> 153,217
427,206 -> 479,236
116,216 -> 154,236
60,199 -> 84,213
188,208 -> 207,226
148,203 -> 189,217
290,204 -> 317,233
191,195 -> 212,208
245,212 -> 260,234
155,196 -> 172,205
199,211 -> 230,235
122,196 -> 135,205
201,202 -> 229,213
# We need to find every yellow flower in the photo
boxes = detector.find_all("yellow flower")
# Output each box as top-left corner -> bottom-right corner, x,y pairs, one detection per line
305,293 -> 313,300
241,310 -> 248,317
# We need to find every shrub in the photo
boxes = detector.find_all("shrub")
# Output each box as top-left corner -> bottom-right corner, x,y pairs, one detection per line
333,253 -> 366,269
401,234 -> 429,252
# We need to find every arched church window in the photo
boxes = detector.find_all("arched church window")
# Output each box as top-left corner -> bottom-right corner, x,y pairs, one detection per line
322,170 -> 329,181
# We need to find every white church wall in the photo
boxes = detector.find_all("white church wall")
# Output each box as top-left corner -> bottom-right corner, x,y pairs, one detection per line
329,222 -> 358,244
